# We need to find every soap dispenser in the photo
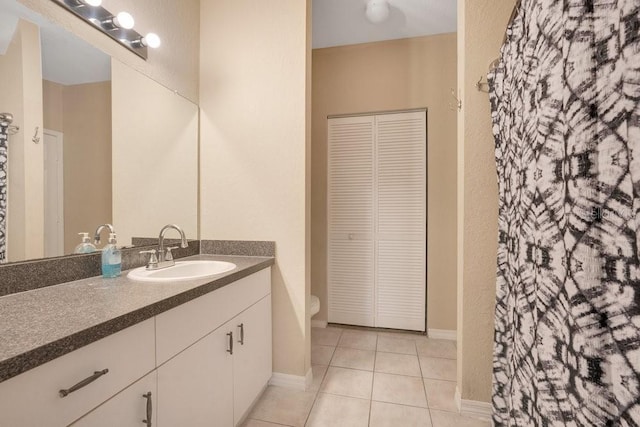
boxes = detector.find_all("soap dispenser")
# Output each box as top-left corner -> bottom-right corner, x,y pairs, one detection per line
101,233 -> 122,278
74,233 -> 97,254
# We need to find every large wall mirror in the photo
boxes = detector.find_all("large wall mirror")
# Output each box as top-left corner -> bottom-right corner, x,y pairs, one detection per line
0,0 -> 198,264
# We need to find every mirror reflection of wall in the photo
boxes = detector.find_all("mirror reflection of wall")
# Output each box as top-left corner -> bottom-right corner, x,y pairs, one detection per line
41,26 -> 112,258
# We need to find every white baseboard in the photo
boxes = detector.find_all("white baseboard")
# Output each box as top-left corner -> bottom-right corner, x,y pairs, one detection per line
311,320 -> 328,328
269,368 -> 313,391
455,386 -> 492,421
428,328 -> 456,341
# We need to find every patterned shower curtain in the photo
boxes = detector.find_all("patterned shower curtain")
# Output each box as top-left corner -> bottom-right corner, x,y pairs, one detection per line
488,0 -> 640,425
0,123 -> 6,264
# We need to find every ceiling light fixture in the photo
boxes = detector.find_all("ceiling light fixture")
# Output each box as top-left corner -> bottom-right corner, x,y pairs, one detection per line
365,0 -> 390,24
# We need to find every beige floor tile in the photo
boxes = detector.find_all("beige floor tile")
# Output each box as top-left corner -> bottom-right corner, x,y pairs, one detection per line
377,335 -> 417,355
419,356 -> 457,381
430,410 -> 491,427
305,393 -> 370,427
416,339 -> 457,359
377,330 -> 425,341
312,327 -> 343,346
249,386 -> 316,427
330,347 -> 375,371
243,419 -> 292,427
320,366 -> 373,399
309,365 -> 328,393
369,401 -> 432,427
311,345 -> 335,366
372,372 -> 427,408
375,352 -> 422,377
423,379 -> 457,412
338,329 -> 378,351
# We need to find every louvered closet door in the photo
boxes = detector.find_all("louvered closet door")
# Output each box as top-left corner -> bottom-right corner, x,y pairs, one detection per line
327,116 -> 375,327
375,111 -> 426,331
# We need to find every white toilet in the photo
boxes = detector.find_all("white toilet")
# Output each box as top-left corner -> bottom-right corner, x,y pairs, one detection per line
310,294 -> 320,317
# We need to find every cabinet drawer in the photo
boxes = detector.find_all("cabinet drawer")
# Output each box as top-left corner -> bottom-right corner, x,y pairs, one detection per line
156,268 -> 271,365
0,318 -> 155,427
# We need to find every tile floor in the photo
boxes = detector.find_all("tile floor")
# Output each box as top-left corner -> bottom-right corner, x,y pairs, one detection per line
243,326 -> 490,427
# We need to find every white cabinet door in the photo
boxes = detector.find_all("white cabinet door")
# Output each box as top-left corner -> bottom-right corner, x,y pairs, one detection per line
157,324 -> 234,427
233,295 -> 272,425
71,371 -> 157,427
327,115 -> 375,327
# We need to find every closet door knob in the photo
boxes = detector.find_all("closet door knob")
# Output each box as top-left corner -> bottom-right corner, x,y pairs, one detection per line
348,233 -> 355,240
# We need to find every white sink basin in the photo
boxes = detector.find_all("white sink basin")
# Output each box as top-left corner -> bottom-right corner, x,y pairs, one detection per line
127,260 -> 237,282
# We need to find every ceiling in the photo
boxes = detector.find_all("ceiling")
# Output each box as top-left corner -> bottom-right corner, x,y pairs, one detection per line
0,0 -> 110,85
312,0 -> 457,49
0,0 -> 456,82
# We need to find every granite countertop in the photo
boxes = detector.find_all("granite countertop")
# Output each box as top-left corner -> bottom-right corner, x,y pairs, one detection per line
0,254 -> 274,383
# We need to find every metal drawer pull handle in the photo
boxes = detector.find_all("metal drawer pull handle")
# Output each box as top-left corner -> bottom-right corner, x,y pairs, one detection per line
142,392 -> 153,426
59,369 -> 109,398
238,323 -> 244,345
227,332 -> 234,354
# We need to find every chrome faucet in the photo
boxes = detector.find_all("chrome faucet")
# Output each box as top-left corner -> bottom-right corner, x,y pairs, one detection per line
140,224 -> 189,270
93,223 -> 115,246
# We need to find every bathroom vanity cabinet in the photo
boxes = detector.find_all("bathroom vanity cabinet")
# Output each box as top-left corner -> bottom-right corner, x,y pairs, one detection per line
0,267 -> 272,427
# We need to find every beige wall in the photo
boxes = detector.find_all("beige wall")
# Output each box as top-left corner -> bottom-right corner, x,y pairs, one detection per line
42,80 -> 63,132
311,34 -> 458,331
456,0 -> 516,403
61,81 -> 112,253
19,0 -> 200,103
0,19 -> 44,262
199,0 -> 311,377
112,60 -> 198,246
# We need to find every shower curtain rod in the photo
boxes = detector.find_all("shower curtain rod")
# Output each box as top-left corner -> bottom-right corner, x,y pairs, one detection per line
477,0 -> 522,93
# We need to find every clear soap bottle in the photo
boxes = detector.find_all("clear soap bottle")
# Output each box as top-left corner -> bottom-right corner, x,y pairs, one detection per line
101,233 -> 122,278
74,232 -> 97,254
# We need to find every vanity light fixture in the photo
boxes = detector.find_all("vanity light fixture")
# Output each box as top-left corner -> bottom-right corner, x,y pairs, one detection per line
51,0 -> 159,60
68,0 -> 102,7
107,11 -> 135,30
134,32 -> 161,49
79,0 -> 101,6
365,0 -> 390,23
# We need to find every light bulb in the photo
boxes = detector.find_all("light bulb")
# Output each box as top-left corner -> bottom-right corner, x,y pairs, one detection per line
143,32 -> 161,48
366,0 -> 390,24
81,0 -> 102,6
113,11 -> 134,29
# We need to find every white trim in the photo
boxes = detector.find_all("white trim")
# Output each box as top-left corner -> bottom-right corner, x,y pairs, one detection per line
428,328 -> 456,341
455,385 -> 493,421
269,368 -> 313,391
311,320 -> 328,328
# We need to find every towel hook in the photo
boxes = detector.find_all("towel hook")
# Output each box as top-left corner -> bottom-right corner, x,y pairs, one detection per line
32,126 -> 40,144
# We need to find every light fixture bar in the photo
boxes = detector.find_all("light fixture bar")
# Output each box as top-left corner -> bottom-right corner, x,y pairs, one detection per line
51,0 -> 149,60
